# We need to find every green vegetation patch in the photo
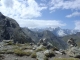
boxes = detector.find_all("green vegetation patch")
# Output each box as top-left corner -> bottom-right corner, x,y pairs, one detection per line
6,41 -> 14,45
6,50 -> 14,54
45,52 -> 55,57
36,47 -> 46,52
31,52 -> 37,58
14,49 -> 26,56
25,51 -> 32,56
0,51 -> 6,54
14,49 -> 32,56
44,56 -> 48,60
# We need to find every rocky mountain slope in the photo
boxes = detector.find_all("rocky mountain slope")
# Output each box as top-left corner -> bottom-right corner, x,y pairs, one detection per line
0,12 -> 32,43
22,28 -> 67,49
30,27 -> 78,37
22,28 -> 40,42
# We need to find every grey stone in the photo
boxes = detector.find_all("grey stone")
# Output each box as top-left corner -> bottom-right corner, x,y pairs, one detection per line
67,47 -> 80,58
36,52 -> 45,60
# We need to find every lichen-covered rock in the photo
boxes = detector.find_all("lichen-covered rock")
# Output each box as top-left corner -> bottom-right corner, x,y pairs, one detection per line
36,45 -> 46,52
36,52 -> 45,60
44,50 -> 55,57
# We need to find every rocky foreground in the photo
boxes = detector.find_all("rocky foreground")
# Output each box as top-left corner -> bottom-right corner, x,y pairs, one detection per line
0,40 -> 80,60
0,12 -> 80,60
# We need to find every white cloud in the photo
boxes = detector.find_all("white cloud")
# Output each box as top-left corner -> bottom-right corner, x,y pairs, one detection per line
66,11 -> 80,18
0,0 -> 66,29
74,21 -> 80,31
1,0 -> 13,7
0,0 -> 47,19
16,19 -> 66,28
49,0 -> 80,11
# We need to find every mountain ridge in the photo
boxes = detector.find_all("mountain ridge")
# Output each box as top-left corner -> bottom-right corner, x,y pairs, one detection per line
30,27 -> 79,37
22,27 -> 68,49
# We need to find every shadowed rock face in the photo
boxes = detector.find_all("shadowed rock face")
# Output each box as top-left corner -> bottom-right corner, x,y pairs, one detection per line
0,12 -> 32,43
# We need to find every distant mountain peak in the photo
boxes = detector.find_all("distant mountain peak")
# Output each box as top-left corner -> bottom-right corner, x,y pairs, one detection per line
30,27 -> 79,37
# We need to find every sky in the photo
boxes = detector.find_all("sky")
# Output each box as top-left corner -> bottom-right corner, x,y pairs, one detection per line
0,0 -> 80,30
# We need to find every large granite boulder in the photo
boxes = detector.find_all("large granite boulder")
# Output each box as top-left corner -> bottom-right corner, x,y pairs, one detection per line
0,12 -> 32,43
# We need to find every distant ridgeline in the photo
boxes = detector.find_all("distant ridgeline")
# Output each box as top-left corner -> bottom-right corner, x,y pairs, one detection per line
22,28 -> 68,49
0,12 -> 32,43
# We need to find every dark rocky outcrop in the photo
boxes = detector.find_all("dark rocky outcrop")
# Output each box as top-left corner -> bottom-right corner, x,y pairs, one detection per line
0,12 -> 32,43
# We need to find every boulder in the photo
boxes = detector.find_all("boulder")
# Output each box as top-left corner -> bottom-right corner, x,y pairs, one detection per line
36,52 -> 45,60
44,50 -> 52,54
67,47 -> 80,58
44,50 -> 55,57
